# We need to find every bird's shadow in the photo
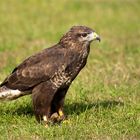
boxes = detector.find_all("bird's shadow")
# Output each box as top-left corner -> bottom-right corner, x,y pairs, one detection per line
64,100 -> 124,115
0,100 -> 124,117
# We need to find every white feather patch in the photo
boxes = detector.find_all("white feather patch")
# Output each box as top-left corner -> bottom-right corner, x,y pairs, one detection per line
43,115 -> 48,122
0,89 -> 23,100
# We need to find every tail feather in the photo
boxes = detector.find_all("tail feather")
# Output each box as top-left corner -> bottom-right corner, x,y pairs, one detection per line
0,86 -> 30,101
0,86 -> 21,100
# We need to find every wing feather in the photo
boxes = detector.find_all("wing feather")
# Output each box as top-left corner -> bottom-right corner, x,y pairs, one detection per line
0,45 -> 68,91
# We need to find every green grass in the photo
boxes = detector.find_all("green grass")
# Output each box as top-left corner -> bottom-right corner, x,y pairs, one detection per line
0,0 -> 140,139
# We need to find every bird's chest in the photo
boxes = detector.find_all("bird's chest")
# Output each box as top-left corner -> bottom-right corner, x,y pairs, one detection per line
50,47 -> 89,89
50,67 -> 71,88
68,56 -> 87,78
68,47 -> 89,76
50,59 -> 87,89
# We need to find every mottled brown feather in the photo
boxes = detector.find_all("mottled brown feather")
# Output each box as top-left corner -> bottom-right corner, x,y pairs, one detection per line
0,26 -> 100,123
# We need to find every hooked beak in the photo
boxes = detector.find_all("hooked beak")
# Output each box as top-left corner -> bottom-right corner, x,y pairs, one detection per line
92,32 -> 101,42
96,36 -> 101,42
88,32 -> 101,42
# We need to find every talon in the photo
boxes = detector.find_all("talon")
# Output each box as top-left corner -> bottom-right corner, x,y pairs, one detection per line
43,115 -> 49,127
58,109 -> 64,117
43,115 -> 48,122
50,112 -> 59,122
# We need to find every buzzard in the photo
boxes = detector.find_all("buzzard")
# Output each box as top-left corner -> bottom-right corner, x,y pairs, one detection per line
0,26 -> 100,125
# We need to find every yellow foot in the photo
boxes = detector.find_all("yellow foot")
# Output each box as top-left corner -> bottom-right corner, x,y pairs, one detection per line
58,109 -> 64,117
50,112 -> 66,123
43,115 -> 48,122
43,115 -> 49,127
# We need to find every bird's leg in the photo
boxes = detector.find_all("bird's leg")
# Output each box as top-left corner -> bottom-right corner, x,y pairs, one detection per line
50,101 -> 65,123
32,82 -> 57,126
58,108 -> 64,117
51,86 -> 69,122
57,99 -> 65,121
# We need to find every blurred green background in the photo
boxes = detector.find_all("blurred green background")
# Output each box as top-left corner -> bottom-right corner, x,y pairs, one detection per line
0,0 -> 140,139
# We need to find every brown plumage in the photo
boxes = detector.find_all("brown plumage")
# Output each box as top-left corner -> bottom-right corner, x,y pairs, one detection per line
0,26 -> 100,124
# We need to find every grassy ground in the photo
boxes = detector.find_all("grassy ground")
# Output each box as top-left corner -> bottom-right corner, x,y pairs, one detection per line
0,0 -> 140,139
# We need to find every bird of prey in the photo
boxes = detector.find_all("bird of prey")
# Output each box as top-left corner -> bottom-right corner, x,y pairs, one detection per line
0,26 -> 100,125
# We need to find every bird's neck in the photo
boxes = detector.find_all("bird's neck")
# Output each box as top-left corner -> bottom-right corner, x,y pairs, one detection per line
79,42 -> 90,59
60,39 -> 89,50
59,40 -> 90,59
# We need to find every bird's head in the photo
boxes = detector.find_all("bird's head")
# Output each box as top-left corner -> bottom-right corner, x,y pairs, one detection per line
60,26 -> 101,46
70,26 -> 101,43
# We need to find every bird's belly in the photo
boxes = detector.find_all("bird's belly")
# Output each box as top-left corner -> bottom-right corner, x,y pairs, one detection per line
50,72 -> 72,89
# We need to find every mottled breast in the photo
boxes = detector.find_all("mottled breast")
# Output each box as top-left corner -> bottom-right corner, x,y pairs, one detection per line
50,58 -> 87,89
50,65 -> 71,89
50,44 -> 90,89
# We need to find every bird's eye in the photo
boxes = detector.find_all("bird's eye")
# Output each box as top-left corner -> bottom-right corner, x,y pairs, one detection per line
81,33 -> 87,37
